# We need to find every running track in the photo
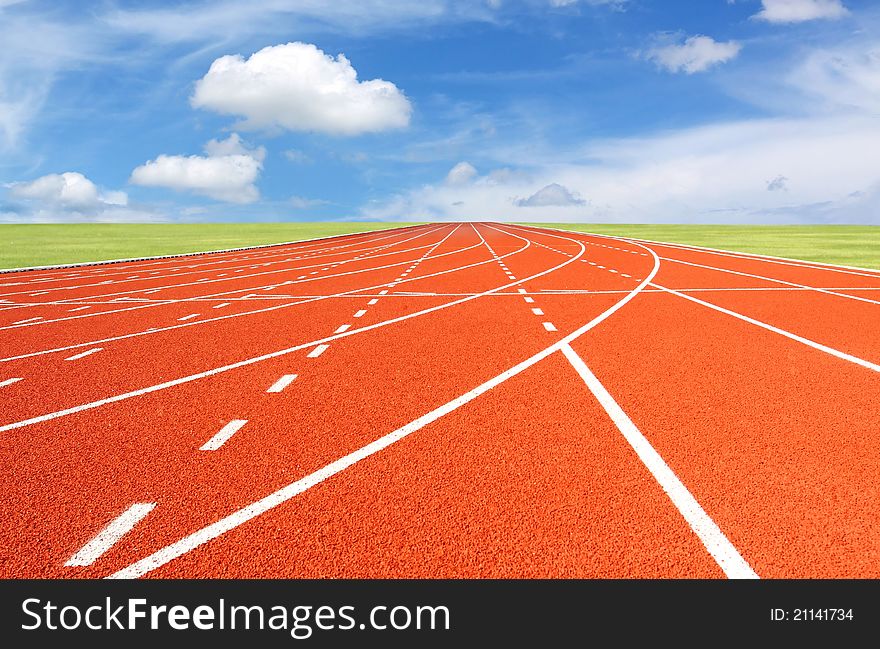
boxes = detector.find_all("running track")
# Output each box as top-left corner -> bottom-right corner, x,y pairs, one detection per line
1,222 -> 878,579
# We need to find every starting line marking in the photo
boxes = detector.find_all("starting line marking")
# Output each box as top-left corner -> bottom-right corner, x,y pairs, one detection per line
65,503 -> 156,567
267,374 -> 298,393
200,419 -> 248,451
353,310 -> 367,318
543,322 -> 557,332
334,324 -> 351,334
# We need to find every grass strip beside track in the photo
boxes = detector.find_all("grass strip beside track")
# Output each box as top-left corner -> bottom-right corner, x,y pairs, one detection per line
527,224 -> 880,270
0,223 -> 422,269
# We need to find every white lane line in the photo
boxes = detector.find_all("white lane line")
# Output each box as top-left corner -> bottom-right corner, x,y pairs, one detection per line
65,347 -> 102,361
660,256 -> 880,307
65,503 -> 156,567
609,269 -> 618,274
334,324 -> 351,334
560,344 -> 758,579
517,288 -> 527,294
542,322 -> 557,332
654,283 -> 880,373
30,292 -> 49,297
267,374 -> 298,393
379,290 -> 389,295
200,419 -> 248,451
307,344 -> 329,358
353,309 -> 367,318
212,303 -> 230,309
108,229 -> 660,580
0,377 -> 23,388
531,308 -> 544,316
177,313 -> 200,321
621,274 -> 631,278
12,316 -> 43,324
367,299 -> 379,306
145,289 -> 161,294
524,297 -> 535,304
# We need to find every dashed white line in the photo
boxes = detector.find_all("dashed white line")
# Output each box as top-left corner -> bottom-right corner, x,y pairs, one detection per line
65,347 -> 102,361
524,297 -> 535,304
542,322 -> 557,332
368,299 -> 379,306
267,374 -> 298,393
307,344 -> 329,358
212,303 -> 230,309
531,308 -> 544,316
0,377 -> 23,388
12,316 -> 43,325
65,503 -> 156,567
177,313 -> 200,321
334,324 -> 352,334
200,419 -> 248,451
353,310 -> 367,318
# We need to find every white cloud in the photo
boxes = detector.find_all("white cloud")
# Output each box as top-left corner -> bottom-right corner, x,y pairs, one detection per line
7,172 -> 127,208
766,175 -> 789,192
646,35 -> 742,74
363,113 -> 880,224
290,195 -> 330,209
283,149 -> 312,164
515,183 -> 585,206
445,161 -> 478,185
754,0 -> 848,24
191,42 -> 412,136
130,133 -> 263,203
203,132 -> 266,161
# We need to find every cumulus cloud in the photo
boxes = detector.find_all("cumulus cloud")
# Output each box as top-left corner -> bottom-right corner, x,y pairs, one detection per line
7,172 -> 127,208
754,0 -> 848,24
646,35 -> 742,74
767,175 -> 789,191
130,133 -> 263,203
515,183 -> 586,207
290,195 -> 330,209
191,42 -> 412,136
445,161 -> 478,185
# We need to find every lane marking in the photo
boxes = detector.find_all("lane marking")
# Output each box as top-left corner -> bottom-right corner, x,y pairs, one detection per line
65,347 -> 102,361
517,288 -> 527,294
177,313 -> 200,321
12,316 -> 43,325
65,503 -> 156,567
212,303 -> 230,309
200,419 -> 248,451
334,324 -> 351,334
0,377 -> 23,388
660,256 -> 880,307
307,344 -> 329,358
368,299 -> 379,306
524,297 -> 535,303
353,309 -> 367,318
654,283 -> 880,373
107,226 -> 660,579
560,344 -> 758,579
543,322 -> 557,331
531,308 -> 544,316
266,374 -> 298,394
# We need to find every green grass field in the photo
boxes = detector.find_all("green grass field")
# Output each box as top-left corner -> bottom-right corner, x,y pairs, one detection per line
0,223 -> 420,269
0,222 -> 877,270
529,224 -> 880,270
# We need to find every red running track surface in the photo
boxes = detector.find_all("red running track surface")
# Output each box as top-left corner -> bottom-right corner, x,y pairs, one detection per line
1,222 -> 878,579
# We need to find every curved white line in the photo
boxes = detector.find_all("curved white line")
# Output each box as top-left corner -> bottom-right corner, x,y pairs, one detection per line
108,226 -> 657,579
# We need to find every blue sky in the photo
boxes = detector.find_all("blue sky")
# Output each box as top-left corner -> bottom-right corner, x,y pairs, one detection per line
1,0 -> 878,223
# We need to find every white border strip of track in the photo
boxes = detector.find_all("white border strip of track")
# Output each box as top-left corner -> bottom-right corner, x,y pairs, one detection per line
107,229 -> 660,579
560,343 -> 758,579
0,223 -> 424,275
